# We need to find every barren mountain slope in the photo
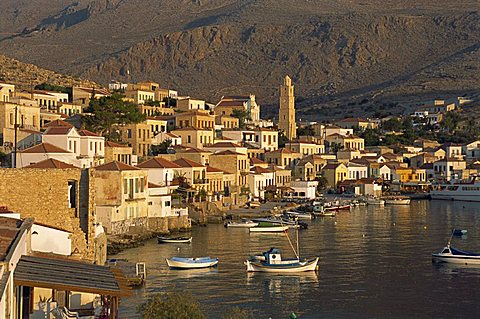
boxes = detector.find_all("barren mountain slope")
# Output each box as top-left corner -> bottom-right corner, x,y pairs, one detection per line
0,0 -> 478,118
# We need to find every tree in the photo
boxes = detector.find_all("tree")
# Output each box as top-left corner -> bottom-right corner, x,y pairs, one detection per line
222,307 -> 253,319
315,176 -> 329,191
441,112 -> 461,133
278,133 -> 289,148
150,139 -> 172,156
297,125 -> 315,137
162,97 -> 177,107
382,118 -> 402,132
83,93 -> 145,140
138,292 -> 206,319
231,109 -> 249,128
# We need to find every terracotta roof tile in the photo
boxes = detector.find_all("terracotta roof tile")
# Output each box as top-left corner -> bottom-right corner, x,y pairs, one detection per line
44,127 -> 74,135
173,158 -> 204,168
105,141 -> 130,148
137,157 -> 181,169
78,129 -> 99,137
20,143 -> 70,154
43,119 -> 73,128
24,159 -> 77,169
95,161 -> 139,171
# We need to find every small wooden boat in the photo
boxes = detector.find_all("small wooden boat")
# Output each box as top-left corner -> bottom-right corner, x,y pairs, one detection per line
166,257 -> 219,269
314,211 -> 336,217
225,220 -> 258,228
249,225 -> 289,233
157,236 -> 192,244
323,200 -> 351,211
245,248 -> 318,273
384,196 -> 411,205
252,217 -> 308,229
432,245 -> 480,264
453,229 -> 467,236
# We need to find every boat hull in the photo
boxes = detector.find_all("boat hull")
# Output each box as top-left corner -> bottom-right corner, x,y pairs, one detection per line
245,258 -> 319,273
158,237 -> 192,244
384,199 -> 411,205
166,258 -> 218,269
226,222 -> 258,228
249,225 -> 289,233
432,254 -> 480,265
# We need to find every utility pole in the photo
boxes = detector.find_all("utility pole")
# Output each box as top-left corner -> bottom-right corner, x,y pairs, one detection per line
13,106 -> 18,168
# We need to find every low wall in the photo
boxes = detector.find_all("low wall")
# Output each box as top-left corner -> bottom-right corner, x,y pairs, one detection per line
110,216 -> 190,235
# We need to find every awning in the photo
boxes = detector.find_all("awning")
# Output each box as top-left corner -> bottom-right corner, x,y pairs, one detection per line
14,255 -> 132,297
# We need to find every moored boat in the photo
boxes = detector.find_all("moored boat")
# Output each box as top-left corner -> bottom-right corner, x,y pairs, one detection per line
157,236 -> 192,244
365,197 -> 385,206
430,178 -> 480,202
432,245 -> 480,264
166,257 -> 219,269
225,220 -> 259,228
384,196 -> 411,205
285,211 -> 313,220
314,211 -> 336,217
249,224 -> 289,233
245,248 -> 318,273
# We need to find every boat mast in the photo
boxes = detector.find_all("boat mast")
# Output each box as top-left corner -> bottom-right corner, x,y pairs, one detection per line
296,217 -> 300,259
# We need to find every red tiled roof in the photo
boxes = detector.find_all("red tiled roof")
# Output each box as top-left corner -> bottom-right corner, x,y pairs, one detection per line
251,166 -> 273,174
216,100 -> 246,107
95,161 -> 139,171
0,217 -> 26,261
24,159 -> 77,169
44,127 -> 74,135
213,150 -> 244,156
43,119 -> 73,128
148,182 -> 163,188
75,86 -> 110,96
250,157 -> 266,165
78,129 -> 99,137
137,157 -> 181,169
105,141 -> 130,148
20,143 -> 70,154
180,147 -> 211,154
206,166 -> 224,173
173,158 -> 204,168
210,142 -> 242,148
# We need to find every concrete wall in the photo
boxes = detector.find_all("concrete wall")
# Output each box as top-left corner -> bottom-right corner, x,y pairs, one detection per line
31,224 -> 71,256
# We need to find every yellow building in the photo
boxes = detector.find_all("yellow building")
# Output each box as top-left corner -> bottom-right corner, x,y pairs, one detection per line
146,117 -> 168,136
105,141 -> 135,165
58,102 -> 82,117
119,122 -> 152,157
177,98 -> 206,111
0,83 -> 15,102
94,161 -> 148,234
326,133 -> 365,151
171,127 -> 214,149
72,86 -> 110,107
175,110 -> 215,129
322,163 -> 348,187
215,115 -> 239,129
286,141 -> 324,156
209,150 -> 249,187
265,148 -> 302,169
206,166 -> 225,198
0,97 -> 41,145
174,147 -> 211,165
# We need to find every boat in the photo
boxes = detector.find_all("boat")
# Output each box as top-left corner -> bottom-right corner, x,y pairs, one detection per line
365,197 -> 385,206
432,245 -> 480,264
251,217 -> 308,229
285,211 -> 313,220
453,229 -> 468,236
245,248 -> 319,273
249,224 -> 289,233
432,230 -> 480,264
314,211 -> 336,217
157,236 -> 192,244
323,200 -> 351,211
166,257 -> 219,269
383,196 -> 411,205
225,220 -> 259,228
430,178 -> 480,202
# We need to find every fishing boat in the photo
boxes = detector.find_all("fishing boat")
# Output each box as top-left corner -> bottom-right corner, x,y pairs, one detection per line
251,217 -> 308,229
365,197 -> 385,206
224,220 -> 258,228
157,236 -> 192,244
166,257 -> 219,269
432,230 -> 480,264
384,196 -> 411,205
453,229 -> 468,236
323,200 -> 351,211
245,248 -> 319,273
249,224 -> 289,233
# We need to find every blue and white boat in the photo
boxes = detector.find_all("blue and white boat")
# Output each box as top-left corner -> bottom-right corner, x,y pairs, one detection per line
432,245 -> 480,264
245,248 -> 319,273
166,257 -> 219,269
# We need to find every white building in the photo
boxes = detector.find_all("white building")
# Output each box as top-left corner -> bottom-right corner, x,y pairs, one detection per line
346,162 -> 368,180
137,157 -> 181,186
289,180 -> 318,200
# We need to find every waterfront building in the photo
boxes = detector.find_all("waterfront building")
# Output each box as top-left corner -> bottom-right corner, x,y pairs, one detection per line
278,75 -> 296,140
209,150 -> 249,188
322,163 -> 348,187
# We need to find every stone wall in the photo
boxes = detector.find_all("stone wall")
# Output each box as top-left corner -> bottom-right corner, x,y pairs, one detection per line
110,215 -> 190,235
0,168 -> 97,262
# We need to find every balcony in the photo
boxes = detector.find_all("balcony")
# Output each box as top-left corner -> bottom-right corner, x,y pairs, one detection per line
193,178 -> 207,185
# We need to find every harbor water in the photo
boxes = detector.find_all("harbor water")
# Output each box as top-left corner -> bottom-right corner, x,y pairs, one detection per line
114,200 -> 480,318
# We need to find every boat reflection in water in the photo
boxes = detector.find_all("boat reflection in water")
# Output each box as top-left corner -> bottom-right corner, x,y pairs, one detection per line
432,262 -> 480,275
246,272 -> 319,296
166,267 -> 219,279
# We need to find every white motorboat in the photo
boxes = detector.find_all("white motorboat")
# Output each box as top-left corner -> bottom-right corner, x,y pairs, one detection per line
225,220 -> 259,228
365,197 -> 385,206
249,225 -> 289,233
432,245 -> 480,264
166,257 -> 219,269
384,197 -> 411,205
245,248 -> 319,273
157,236 -> 192,244
430,178 -> 480,202
285,211 -> 313,220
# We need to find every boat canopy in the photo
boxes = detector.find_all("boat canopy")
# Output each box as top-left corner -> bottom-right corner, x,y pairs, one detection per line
450,247 -> 480,256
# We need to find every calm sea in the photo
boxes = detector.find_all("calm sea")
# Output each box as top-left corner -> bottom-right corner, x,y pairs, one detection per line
114,200 -> 480,318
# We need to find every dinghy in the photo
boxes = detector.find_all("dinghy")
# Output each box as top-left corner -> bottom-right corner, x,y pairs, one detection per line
249,224 -> 289,233
225,220 -> 258,228
166,257 -> 219,269
157,236 -> 192,244
245,248 -> 319,273
432,230 -> 480,264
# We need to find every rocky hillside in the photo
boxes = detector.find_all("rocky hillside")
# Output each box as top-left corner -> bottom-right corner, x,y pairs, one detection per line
0,55 -> 96,89
0,0 -> 478,118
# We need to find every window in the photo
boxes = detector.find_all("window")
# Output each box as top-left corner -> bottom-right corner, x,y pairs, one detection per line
140,177 -> 144,192
68,181 -> 77,209
90,142 -> 93,151
135,178 -> 139,193
187,135 -> 191,143
165,201 -> 171,207
124,179 -> 128,194
127,129 -> 132,138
